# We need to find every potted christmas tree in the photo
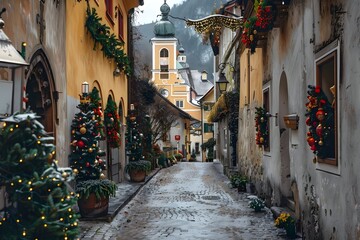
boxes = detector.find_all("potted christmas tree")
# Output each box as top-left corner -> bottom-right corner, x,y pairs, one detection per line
0,112 -> 79,239
125,105 -> 151,182
69,85 -> 117,218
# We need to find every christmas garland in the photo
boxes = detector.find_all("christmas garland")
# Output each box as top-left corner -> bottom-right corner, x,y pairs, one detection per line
85,5 -> 131,75
305,85 -> 335,159
104,96 -> 121,148
255,107 -> 269,148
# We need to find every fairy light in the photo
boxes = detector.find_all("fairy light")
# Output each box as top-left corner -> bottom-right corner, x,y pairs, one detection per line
41,216 -> 45,220
18,179 -> 22,183
3,123 -> 6,127
16,219 -> 20,223
19,159 -> 23,163
44,224 -> 48,227
28,196 -> 31,200
10,128 -> 13,132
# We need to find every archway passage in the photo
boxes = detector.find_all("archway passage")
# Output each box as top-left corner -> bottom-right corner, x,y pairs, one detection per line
279,72 -> 292,201
26,50 -> 56,138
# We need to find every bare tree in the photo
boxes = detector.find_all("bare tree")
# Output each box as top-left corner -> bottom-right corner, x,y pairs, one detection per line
149,96 -> 179,145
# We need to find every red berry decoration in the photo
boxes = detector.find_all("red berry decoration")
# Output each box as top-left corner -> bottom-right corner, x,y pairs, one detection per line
316,108 -> 325,121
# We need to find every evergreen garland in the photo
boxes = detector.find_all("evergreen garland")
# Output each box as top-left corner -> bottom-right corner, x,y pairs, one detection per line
255,107 -> 269,148
104,96 -> 121,148
85,5 -> 131,75
0,113 -> 79,240
305,85 -> 335,159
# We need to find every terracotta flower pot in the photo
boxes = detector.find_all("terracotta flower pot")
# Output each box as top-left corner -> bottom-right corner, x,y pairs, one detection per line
129,170 -> 146,182
78,193 -> 109,218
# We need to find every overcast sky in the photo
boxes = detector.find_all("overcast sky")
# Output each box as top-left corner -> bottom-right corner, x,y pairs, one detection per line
134,0 -> 185,26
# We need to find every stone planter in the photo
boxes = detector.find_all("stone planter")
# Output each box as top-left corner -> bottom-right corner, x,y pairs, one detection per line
77,193 -> 109,218
129,170 -> 146,182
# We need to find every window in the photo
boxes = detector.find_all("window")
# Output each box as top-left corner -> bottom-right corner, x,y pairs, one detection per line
160,48 -> 169,79
315,40 -> 339,167
263,88 -> 270,152
204,123 -> 214,133
176,100 -> 184,108
118,8 -> 124,41
105,0 -> 114,24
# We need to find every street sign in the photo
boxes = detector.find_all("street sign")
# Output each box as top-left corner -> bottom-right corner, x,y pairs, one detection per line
175,135 -> 180,141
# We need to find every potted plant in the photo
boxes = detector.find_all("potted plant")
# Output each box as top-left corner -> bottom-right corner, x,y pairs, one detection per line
248,197 -> 265,212
229,174 -> 248,192
125,160 -> 151,182
275,212 -> 296,238
76,179 -> 117,218
69,88 -> 117,218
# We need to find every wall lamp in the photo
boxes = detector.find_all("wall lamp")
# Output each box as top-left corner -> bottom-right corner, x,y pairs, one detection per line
216,62 -> 234,94
81,81 -> 89,95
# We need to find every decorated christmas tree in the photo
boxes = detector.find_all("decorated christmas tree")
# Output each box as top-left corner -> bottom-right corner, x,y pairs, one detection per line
0,113 -> 79,239
126,106 -> 143,162
125,105 -> 151,180
104,96 -> 121,148
69,88 -> 116,218
69,93 -> 106,181
89,87 -> 105,139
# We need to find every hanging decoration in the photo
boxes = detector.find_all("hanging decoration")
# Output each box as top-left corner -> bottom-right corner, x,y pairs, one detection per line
241,0 -> 275,53
186,14 -> 243,34
104,96 -> 121,148
255,107 -> 269,148
85,5 -> 131,75
305,85 -> 335,159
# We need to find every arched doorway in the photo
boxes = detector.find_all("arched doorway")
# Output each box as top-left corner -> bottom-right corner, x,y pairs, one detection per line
279,72 -> 292,201
25,50 -> 57,138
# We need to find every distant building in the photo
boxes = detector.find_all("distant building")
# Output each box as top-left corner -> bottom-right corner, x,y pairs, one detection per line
150,1 -> 213,160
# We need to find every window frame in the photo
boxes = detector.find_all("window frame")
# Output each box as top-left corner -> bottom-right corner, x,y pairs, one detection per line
314,40 -> 340,174
263,87 -> 270,152
105,0 -> 114,26
175,100 -> 184,108
160,48 -> 169,79
117,7 -> 124,41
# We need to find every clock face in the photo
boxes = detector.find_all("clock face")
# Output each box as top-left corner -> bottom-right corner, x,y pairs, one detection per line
160,89 -> 169,98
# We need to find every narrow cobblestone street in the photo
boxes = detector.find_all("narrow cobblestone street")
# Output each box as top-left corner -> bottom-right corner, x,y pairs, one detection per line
79,162 -> 285,240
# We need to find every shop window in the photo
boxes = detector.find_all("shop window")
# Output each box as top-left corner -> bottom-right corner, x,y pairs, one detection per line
315,40 -> 339,167
204,123 -> 214,133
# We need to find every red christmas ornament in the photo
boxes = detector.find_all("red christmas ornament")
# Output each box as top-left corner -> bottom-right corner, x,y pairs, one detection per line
310,145 -> 317,151
316,124 -> 323,137
86,162 -> 90,167
316,108 -> 325,121
315,86 -> 321,94
305,117 -> 311,126
307,137 -> 315,146
307,131 -> 312,137
77,140 -> 85,148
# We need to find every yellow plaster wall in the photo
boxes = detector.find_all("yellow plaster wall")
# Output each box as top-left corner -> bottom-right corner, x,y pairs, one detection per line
65,1 -> 128,109
239,49 -> 264,107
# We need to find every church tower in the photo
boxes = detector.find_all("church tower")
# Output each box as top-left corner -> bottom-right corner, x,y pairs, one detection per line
150,0 -> 178,97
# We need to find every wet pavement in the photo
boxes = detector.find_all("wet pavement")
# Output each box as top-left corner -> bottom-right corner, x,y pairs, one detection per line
79,162 -> 286,240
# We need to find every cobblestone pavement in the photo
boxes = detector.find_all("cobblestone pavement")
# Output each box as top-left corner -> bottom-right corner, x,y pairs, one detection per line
79,162 -> 287,240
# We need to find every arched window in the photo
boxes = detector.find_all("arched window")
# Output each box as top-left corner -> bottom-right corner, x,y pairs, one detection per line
160,48 -> 169,79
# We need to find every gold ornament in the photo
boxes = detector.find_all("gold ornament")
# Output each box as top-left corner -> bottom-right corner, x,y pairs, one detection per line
80,127 -> 87,134
73,169 -> 79,175
92,144 -> 96,147
260,137 -> 264,143
95,160 -> 98,165
71,130 -> 75,135
318,140 -> 324,146
72,140 -> 77,146
47,153 -> 53,160
100,173 -> 106,179
62,172 -> 68,178
88,148 -> 93,153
